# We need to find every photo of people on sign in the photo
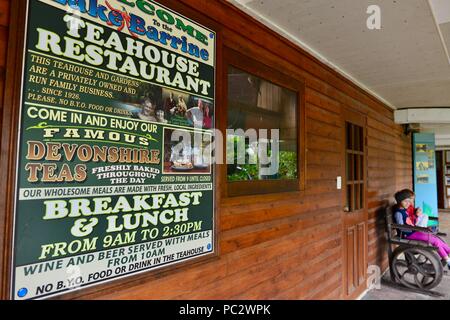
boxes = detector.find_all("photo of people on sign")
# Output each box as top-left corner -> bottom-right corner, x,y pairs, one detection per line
112,86 -> 213,129
12,0 -> 215,300
161,88 -> 214,129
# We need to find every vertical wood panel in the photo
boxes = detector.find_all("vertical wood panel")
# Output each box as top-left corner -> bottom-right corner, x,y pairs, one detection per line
0,0 -> 13,299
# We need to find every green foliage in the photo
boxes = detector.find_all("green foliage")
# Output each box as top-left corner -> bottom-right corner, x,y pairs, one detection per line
227,164 -> 259,181
278,151 -> 298,179
227,150 -> 297,181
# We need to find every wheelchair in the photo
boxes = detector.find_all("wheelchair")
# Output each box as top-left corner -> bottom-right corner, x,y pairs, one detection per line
385,206 -> 447,292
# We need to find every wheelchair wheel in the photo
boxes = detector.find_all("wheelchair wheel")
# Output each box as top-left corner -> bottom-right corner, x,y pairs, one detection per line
391,246 -> 443,290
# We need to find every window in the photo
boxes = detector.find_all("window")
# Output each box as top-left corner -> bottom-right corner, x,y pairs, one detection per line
345,122 -> 365,212
225,49 -> 304,197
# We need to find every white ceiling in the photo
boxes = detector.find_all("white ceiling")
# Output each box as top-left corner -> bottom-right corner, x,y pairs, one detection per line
420,124 -> 450,149
229,0 -> 450,109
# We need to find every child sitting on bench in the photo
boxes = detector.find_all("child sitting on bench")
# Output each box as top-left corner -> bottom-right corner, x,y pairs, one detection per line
394,189 -> 450,268
406,193 -> 429,228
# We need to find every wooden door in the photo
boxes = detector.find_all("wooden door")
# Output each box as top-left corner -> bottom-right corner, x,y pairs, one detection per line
436,151 -> 445,209
342,109 -> 368,299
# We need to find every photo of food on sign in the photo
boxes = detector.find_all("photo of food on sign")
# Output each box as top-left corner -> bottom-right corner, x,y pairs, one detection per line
163,128 -> 212,174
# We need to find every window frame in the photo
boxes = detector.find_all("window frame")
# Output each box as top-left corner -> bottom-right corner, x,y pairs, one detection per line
222,47 -> 306,197
344,121 -> 365,212
341,108 -> 367,214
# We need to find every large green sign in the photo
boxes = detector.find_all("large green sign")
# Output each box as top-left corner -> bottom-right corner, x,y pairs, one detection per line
12,0 -> 215,300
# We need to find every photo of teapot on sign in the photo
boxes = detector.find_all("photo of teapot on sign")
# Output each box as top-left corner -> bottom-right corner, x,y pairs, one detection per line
163,128 -> 212,174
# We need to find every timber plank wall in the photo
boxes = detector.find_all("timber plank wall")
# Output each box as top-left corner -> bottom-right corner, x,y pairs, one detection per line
0,0 -> 412,299
0,0 -> 8,141
0,0 -> 10,302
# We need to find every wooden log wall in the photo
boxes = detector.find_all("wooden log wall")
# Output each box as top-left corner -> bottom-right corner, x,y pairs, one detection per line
0,0 -> 9,151
0,0 -> 10,300
0,0 -> 412,299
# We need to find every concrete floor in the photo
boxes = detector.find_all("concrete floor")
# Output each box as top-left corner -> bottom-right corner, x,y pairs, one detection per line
363,210 -> 450,300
